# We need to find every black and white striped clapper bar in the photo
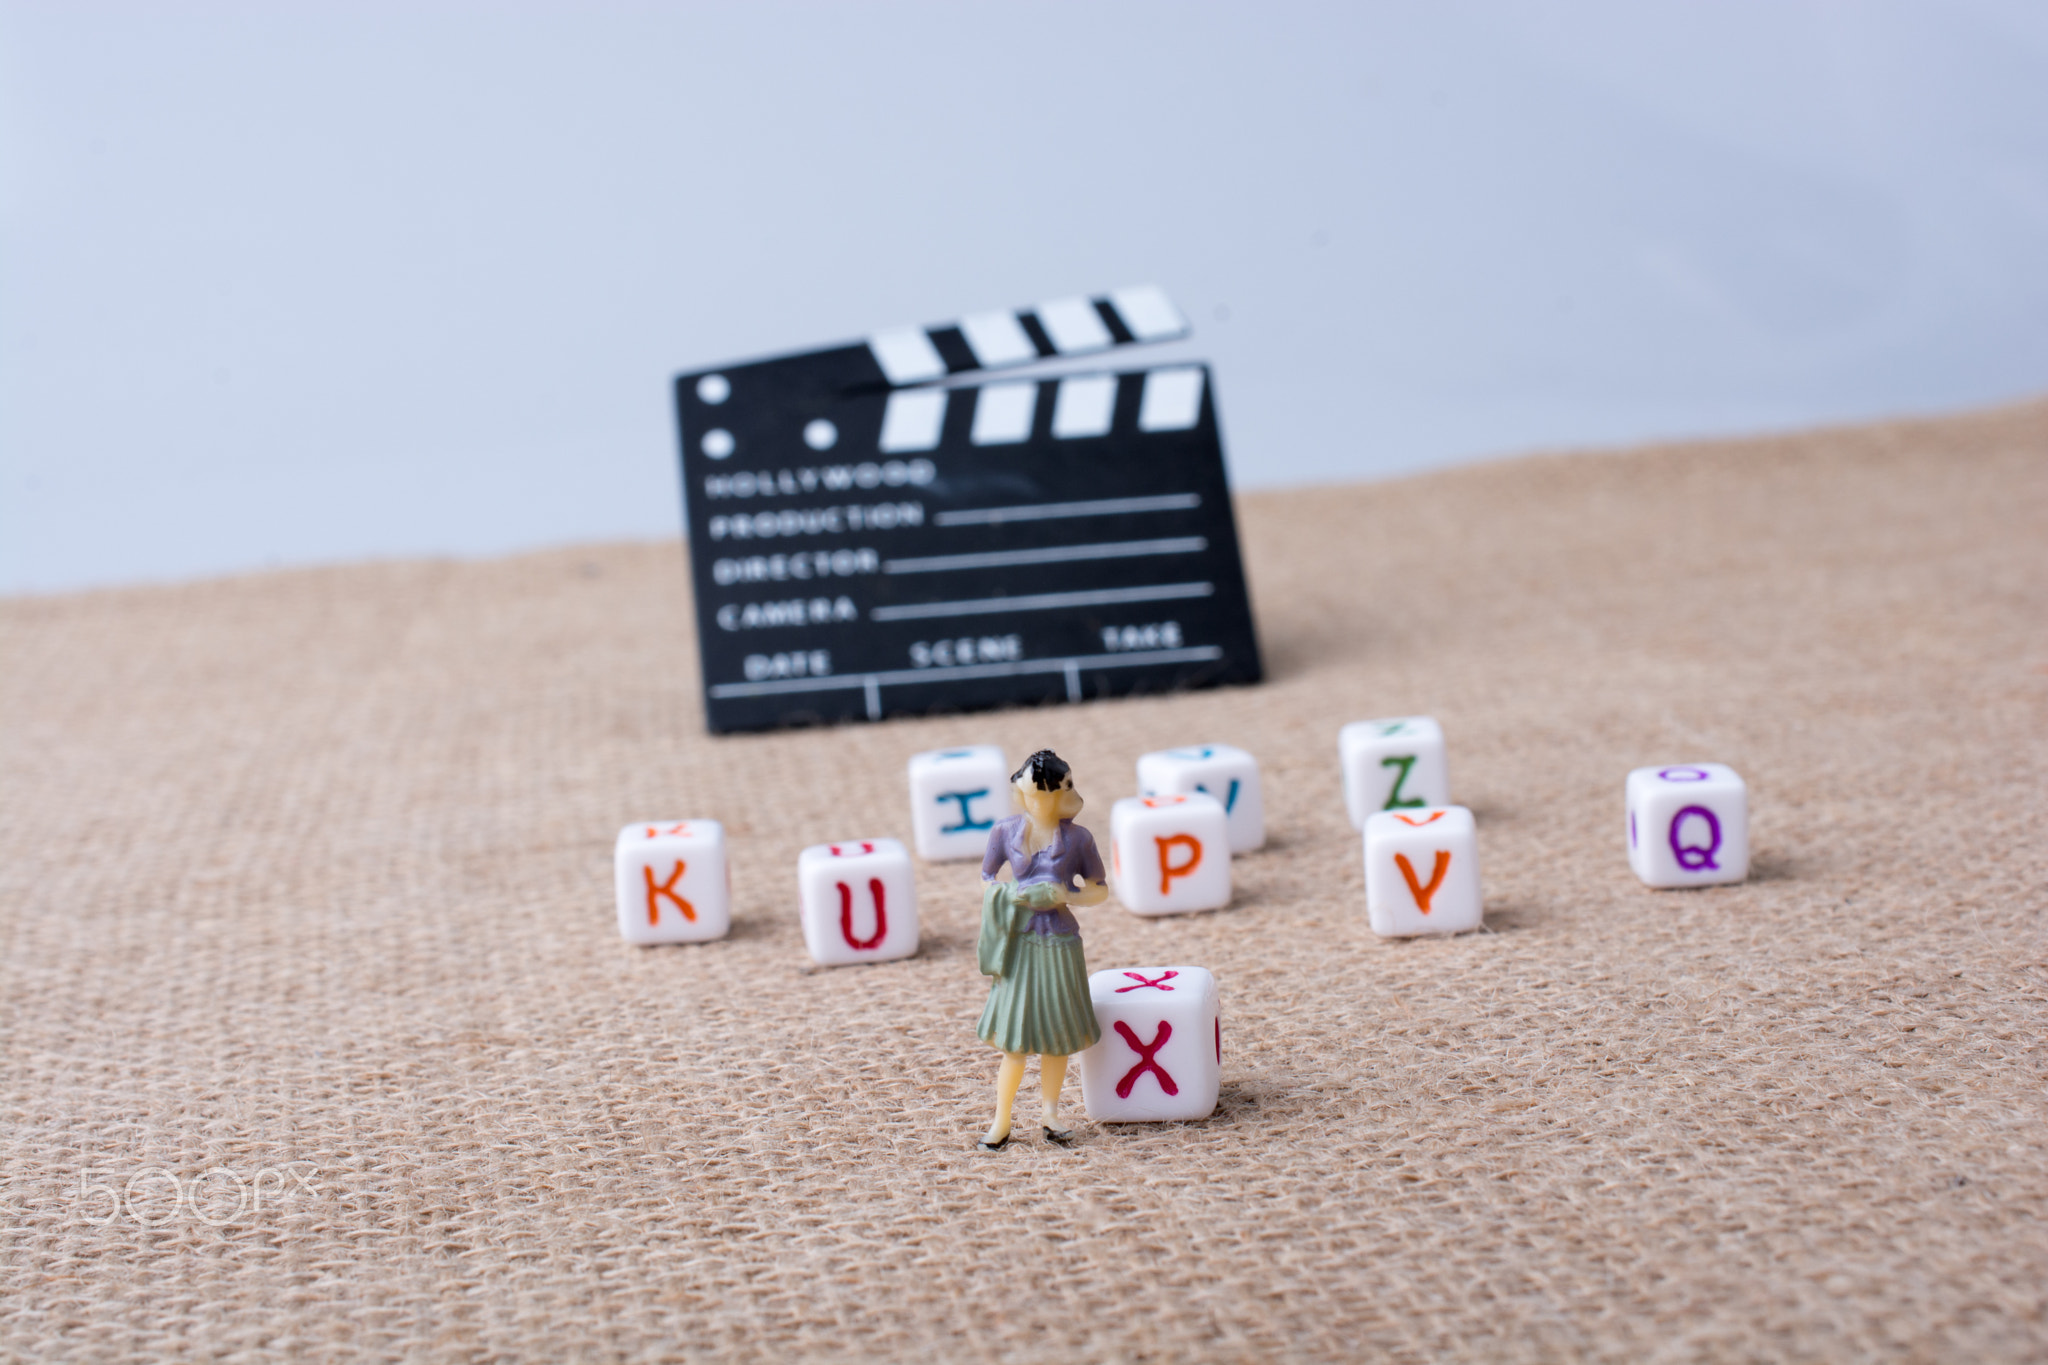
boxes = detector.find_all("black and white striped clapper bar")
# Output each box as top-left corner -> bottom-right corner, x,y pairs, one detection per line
673,285 -> 1263,732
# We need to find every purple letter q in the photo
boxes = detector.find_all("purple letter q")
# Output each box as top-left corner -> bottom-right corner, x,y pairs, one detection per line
1669,805 -> 1721,871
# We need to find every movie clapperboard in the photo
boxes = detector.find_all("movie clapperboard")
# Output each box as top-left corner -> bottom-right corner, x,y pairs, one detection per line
672,285 -> 1262,733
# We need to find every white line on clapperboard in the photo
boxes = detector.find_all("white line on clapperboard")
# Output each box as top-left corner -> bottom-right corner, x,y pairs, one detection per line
932,493 -> 1201,527
870,582 -> 1213,623
706,645 -> 1227,719
883,537 -> 1207,575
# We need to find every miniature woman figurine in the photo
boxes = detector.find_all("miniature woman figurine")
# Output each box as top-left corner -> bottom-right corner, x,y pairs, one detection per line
976,749 -> 1109,1149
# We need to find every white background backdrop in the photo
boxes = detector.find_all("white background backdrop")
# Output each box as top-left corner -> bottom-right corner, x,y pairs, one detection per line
4,1 -> 2045,594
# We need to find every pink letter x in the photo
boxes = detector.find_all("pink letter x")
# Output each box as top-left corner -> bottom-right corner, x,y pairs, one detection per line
1113,1020 -> 1179,1099
1116,971 -> 1179,993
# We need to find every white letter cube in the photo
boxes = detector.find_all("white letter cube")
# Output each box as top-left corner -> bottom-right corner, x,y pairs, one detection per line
797,837 -> 919,965
1626,764 -> 1749,888
905,745 -> 1014,861
614,820 -> 731,945
1340,716 -> 1449,829
1363,805 -> 1482,937
1135,743 -> 1265,852
1108,794 -> 1231,916
1078,965 -> 1221,1122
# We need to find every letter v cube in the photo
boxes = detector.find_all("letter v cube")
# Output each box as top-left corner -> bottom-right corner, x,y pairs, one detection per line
1626,764 -> 1749,888
1078,965 -> 1221,1122
1136,743 -> 1265,852
906,745 -> 1014,861
797,837 -> 919,965
615,820 -> 731,944
1108,794 -> 1231,915
1340,716 -> 1449,829
1363,805 -> 1482,937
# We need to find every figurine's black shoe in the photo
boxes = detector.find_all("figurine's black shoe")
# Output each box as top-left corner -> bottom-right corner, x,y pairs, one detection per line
1043,1125 -> 1075,1146
976,1132 -> 1012,1151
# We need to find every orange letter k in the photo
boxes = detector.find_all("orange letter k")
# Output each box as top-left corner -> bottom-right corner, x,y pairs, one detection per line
644,862 -> 695,924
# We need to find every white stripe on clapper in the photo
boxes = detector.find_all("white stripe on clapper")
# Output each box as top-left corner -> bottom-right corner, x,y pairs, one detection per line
934,493 -> 1200,527
870,582 -> 1214,623
883,537 -> 1207,575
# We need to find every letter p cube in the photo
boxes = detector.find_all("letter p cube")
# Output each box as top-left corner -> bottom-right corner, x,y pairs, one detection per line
614,820 -> 731,944
1108,794 -> 1231,916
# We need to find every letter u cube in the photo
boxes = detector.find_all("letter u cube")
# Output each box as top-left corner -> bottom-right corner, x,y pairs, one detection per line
906,745 -> 1014,861
1135,743 -> 1265,852
1108,794 -> 1231,915
1363,805 -> 1482,937
1626,764 -> 1749,888
797,838 -> 919,965
1078,965 -> 1221,1122
615,820 -> 732,944
1339,716 -> 1449,830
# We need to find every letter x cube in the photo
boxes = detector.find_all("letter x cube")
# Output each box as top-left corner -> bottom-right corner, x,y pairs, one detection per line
796,837 -> 919,966
1135,743 -> 1265,852
1108,794 -> 1231,916
905,745 -> 1014,861
1626,764 -> 1749,888
614,820 -> 731,945
1339,716 -> 1450,830
1362,805 -> 1482,937
1078,965 -> 1221,1122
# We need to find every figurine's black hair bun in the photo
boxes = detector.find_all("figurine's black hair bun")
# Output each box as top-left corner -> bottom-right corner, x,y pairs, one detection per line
1011,749 -> 1071,791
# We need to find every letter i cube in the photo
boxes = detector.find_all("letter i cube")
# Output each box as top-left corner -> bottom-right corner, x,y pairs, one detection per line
1135,743 -> 1265,852
796,838 -> 919,965
615,820 -> 731,944
906,745 -> 1014,861
1362,806 -> 1482,937
1339,716 -> 1449,829
1626,764 -> 1749,888
1108,794 -> 1231,915
1078,965 -> 1221,1122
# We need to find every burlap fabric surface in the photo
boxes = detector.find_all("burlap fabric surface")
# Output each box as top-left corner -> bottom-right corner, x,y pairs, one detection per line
3,402 -> 2045,1362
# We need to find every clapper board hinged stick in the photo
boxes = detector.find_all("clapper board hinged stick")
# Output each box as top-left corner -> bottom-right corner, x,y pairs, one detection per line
673,286 -> 1263,733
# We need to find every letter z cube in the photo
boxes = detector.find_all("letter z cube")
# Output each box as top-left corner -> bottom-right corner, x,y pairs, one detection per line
1626,764 -> 1749,888
1363,806 -> 1482,937
1135,743 -> 1265,852
1339,716 -> 1449,829
615,820 -> 731,944
797,838 -> 919,965
906,745 -> 1013,861
1108,794 -> 1231,916
1078,965 -> 1221,1122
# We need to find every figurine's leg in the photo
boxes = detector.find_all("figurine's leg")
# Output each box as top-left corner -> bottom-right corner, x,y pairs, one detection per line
981,1051 -> 1026,1148
1040,1054 -> 1072,1141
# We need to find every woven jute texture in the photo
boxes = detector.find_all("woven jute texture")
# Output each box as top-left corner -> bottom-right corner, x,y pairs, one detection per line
3,401 -> 2046,1363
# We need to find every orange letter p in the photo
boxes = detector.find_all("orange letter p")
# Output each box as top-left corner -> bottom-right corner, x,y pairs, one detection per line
1155,834 -> 1203,895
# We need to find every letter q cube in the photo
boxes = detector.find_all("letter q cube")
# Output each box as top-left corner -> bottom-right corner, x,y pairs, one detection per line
615,820 -> 731,945
1626,764 -> 1749,888
906,745 -> 1014,861
1079,965 -> 1222,1123
1135,743 -> 1265,852
1340,716 -> 1449,829
797,837 -> 919,966
1108,794 -> 1231,916
1363,805 -> 1482,937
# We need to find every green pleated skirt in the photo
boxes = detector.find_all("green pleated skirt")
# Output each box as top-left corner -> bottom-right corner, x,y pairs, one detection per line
977,932 -> 1100,1057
